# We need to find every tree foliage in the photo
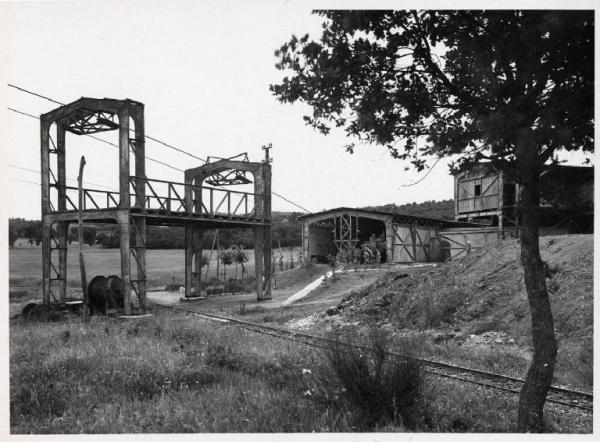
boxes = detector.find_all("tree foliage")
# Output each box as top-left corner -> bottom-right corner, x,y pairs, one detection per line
9,225 -> 18,248
8,219 -> 42,246
82,227 -> 97,247
271,10 -> 593,432
271,10 -> 593,173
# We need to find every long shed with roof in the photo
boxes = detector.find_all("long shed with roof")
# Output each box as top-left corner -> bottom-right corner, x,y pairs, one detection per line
298,207 -> 480,264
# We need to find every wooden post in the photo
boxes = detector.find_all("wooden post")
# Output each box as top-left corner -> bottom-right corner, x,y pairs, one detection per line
194,178 -> 202,214
41,219 -> 51,305
131,105 -> 146,308
40,119 -> 51,304
56,125 -> 68,303
57,222 -> 68,303
118,211 -> 131,315
262,162 -> 272,300
184,225 -> 193,298
56,125 -> 66,210
78,156 -> 89,322
385,219 -> 394,263
262,225 -> 272,300
117,106 -> 131,314
132,216 -> 146,310
193,228 -> 204,295
133,103 -> 145,210
184,172 -> 193,214
118,107 -> 130,209
253,226 -> 264,300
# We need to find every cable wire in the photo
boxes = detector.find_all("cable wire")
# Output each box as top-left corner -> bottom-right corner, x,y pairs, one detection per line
272,191 -> 312,214
8,83 -> 206,164
7,107 -> 183,172
10,178 -> 41,186
8,85 -> 314,213
9,164 -> 115,190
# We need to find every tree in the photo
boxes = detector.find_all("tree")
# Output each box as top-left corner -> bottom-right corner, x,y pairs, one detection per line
82,227 -> 96,247
23,223 -> 42,247
8,226 -> 18,248
271,10 -> 593,432
233,245 -> 249,279
219,249 -> 234,282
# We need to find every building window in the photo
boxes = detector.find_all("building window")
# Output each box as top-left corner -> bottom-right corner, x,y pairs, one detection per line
474,184 -> 482,196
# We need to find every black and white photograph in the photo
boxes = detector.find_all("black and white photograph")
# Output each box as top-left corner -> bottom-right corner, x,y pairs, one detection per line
1,1 -> 595,436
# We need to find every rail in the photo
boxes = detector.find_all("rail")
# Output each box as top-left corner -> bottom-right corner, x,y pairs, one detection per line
148,302 -> 593,412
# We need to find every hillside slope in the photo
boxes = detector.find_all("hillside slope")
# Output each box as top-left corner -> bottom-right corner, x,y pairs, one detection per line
363,199 -> 454,220
326,234 -> 593,389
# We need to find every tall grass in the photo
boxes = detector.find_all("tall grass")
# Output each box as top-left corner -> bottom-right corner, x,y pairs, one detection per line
323,327 -> 422,429
10,310 -> 591,433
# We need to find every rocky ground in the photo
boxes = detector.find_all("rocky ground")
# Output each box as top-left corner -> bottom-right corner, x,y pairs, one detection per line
308,235 -> 593,391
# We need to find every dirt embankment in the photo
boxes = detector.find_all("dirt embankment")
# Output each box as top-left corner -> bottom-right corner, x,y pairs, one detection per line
326,235 -> 593,376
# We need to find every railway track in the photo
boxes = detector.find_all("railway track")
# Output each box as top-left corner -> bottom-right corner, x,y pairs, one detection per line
147,301 -> 593,413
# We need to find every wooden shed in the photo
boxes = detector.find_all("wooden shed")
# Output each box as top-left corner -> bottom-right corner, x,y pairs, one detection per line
298,208 -> 474,264
454,163 -> 594,236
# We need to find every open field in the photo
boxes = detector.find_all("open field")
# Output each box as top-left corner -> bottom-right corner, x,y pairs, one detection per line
9,236 -> 593,433
9,245 -> 302,289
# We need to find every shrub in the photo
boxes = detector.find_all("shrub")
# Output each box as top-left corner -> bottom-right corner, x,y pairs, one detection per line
323,327 -> 422,429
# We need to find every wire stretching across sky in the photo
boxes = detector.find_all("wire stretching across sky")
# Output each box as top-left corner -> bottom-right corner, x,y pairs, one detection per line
7,83 -> 208,165
7,107 -> 184,173
9,164 -> 115,190
7,84 -> 314,213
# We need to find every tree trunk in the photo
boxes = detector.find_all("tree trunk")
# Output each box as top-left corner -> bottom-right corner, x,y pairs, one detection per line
516,155 -> 558,432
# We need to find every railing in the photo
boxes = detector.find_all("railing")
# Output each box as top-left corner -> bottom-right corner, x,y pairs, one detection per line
130,176 -> 257,219
61,185 -> 120,211
48,178 -> 260,220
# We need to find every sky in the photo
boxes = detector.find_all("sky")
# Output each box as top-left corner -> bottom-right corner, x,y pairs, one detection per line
0,1 -> 593,220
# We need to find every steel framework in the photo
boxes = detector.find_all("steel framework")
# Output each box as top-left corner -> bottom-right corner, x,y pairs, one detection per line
40,97 -> 272,314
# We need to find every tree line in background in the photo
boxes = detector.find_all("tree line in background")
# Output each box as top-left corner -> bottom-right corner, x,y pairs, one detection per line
8,199 -> 455,249
8,212 -> 305,249
363,199 -> 454,220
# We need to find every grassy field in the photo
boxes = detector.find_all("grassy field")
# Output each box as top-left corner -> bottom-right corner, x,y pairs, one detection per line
8,237 -> 593,433
9,308 -> 590,433
9,244 -> 302,289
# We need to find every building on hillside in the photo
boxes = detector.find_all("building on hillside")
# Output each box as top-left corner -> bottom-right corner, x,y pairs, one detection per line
298,208 -> 482,264
299,164 -> 593,264
454,163 -> 594,237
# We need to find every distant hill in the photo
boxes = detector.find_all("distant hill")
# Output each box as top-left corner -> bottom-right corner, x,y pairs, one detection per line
362,199 -> 454,220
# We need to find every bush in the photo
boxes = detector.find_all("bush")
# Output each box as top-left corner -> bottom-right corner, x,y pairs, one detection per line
323,327 -> 422,429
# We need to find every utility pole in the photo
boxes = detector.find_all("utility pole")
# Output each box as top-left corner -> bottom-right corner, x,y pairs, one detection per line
262,143 -> 272,164
78,156 -> 89,323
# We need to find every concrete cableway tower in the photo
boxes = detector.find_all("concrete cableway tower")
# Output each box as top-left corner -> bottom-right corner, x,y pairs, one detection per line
40,97 -> 272,314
